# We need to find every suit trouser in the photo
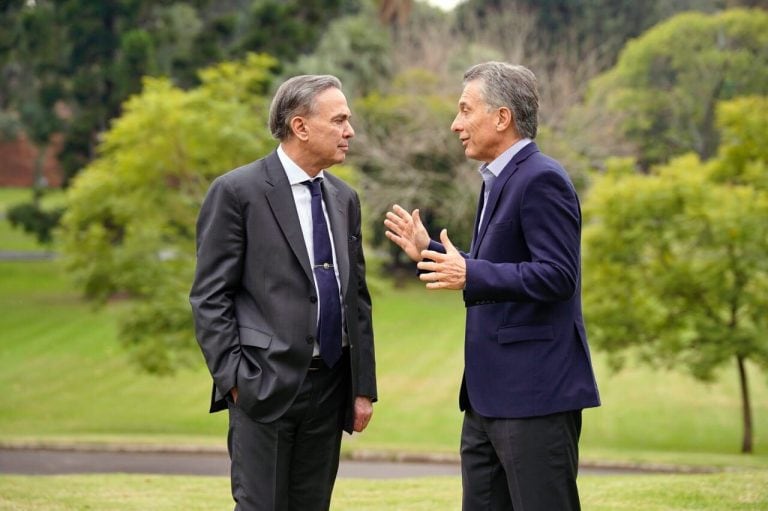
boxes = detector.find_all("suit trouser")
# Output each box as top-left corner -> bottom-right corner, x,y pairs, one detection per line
460,407 -> 582,511
226,354 -> 349,511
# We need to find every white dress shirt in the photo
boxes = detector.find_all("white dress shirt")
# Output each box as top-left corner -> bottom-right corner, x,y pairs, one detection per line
277,145 -> 347,353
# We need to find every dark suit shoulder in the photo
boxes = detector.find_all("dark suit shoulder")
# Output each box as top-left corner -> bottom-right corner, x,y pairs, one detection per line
208,152 -> 286,201
520,149 -> 573,186
216,156 -> 269,185
324,170 -> 354,191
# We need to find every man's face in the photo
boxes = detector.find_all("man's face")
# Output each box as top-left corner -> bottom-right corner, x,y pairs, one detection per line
303,87 -> 355,169
450,80 -> 503,163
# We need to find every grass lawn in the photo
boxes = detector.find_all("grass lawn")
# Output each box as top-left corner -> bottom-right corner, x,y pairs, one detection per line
1,222 -> 768,468
0,471 -> 766,510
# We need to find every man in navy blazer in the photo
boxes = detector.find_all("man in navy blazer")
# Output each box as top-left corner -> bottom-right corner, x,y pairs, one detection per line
385,62 -> 600,510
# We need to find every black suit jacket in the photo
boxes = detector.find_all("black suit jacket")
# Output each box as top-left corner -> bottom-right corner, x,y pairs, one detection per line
189,151 -> 376,432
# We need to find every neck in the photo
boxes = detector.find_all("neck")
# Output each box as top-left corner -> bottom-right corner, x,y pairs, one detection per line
281,140 -> 323,177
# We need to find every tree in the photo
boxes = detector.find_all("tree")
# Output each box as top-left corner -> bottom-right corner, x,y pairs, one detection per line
583,9 -> 768,169
0,0 -> 67,243
284,8 -> 393,99
351,69 -> 477,260
456,0 -> 717,71
58,54 -> 279,374
582,96 -> 768,453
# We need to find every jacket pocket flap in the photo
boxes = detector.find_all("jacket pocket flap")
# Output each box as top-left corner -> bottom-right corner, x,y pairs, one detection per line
498,324 -> 554,344
239,327 -> 273,349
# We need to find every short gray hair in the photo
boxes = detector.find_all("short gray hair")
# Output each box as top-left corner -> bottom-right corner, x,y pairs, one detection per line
268,75 -> 343,140
463,62 -> 539,139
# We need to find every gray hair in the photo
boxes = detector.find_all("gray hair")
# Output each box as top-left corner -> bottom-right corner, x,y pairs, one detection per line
463,62 -> 539,139
268,75 -> 343,140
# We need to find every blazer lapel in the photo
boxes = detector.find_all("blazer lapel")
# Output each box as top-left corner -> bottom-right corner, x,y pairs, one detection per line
472,142 -> 540,257
321,177 -> 350,297
263,152 -> 314,283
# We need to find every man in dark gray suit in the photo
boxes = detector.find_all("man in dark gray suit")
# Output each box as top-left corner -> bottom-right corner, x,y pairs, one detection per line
190,74 -> 377,511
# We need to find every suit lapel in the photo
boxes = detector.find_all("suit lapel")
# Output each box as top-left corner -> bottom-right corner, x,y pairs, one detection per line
472,142 -> 539,257
321,177 -> 350,297
263,152 -> 314,283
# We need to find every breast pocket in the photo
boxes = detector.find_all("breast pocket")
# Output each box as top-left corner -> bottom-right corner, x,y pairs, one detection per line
497,324 -> 554,344
486,220 -> 517,233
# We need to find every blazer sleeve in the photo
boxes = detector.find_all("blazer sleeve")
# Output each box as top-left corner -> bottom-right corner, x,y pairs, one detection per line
351,190 -> 378,400
464,168 -> 581,303
189,176 -> 245,397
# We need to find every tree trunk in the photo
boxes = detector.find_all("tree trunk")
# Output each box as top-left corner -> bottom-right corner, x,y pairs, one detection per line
737,354 -> 753,454
32,143 -> 48,204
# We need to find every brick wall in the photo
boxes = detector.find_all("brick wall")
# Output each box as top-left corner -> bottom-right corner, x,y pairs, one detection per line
0,132 -> 64,187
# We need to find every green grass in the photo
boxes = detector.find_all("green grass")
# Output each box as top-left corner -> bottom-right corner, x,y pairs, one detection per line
0,472 -> 766,510
1,257 -> 768,469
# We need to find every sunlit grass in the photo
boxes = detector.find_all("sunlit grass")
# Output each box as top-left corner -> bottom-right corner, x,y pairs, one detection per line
0,472 -> 766,511
1,257 -> 767,469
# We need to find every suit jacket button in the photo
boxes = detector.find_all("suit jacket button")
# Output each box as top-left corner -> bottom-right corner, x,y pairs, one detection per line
309,295 -> 317,303
306,335 -> 315,344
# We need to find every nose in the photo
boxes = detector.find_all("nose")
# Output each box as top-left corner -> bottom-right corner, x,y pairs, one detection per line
344,120 -> 355,138
450,113 -> 461,132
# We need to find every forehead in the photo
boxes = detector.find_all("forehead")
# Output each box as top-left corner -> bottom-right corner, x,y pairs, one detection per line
458,80 -> 486,108
312,87 -> 351,116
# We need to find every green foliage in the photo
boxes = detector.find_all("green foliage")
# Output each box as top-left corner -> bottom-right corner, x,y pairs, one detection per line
285,10 -> 393,98
584,155 -> 768,377
351,70 -> 476,252
6,200 -> 63,245
58,54 -> 278,374
582,96 -> 768,452
586,9 -> 768,167
711,96 -> 768,189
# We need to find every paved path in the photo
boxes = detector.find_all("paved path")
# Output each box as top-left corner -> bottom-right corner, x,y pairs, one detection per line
0,447 -> 665,478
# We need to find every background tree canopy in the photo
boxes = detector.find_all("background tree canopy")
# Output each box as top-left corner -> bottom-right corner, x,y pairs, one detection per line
582,96 -> 768,453
6,0 -> 767,454
581,8 -> 768,169
58,54 -> 278,373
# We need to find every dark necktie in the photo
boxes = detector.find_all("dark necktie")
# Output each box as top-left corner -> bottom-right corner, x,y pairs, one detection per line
303,178 -> 342,367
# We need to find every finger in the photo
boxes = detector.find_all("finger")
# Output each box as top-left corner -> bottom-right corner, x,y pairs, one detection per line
385,230 -> 409,251
440,229 -> 457,253
416,260 -> 438,272
412,208 -> 422,226
419,271 -> 444,283
392,204 -> 412,221
384,212 -> 405,229
383,218 -> 400,232
418,271 -> 435,282
420,249 -> 446,262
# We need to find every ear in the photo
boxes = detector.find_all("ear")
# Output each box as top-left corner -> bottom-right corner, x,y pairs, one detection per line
290,116 -> 309,141
496,107 -> 513,132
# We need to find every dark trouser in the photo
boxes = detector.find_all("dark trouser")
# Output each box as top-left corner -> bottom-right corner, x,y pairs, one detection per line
227,354 -> 349,511
460,408 -> 582,511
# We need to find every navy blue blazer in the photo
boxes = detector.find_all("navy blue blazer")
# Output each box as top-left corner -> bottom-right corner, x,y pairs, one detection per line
430,142 -> 600,418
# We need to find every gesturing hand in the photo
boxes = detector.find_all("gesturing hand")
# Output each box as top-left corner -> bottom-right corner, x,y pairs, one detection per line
384,204 -> 430,262
417,229 -> 466,290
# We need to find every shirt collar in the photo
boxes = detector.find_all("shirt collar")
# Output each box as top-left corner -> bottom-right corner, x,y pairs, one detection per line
277,144 -> 325,185
479,138 -> 532,178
